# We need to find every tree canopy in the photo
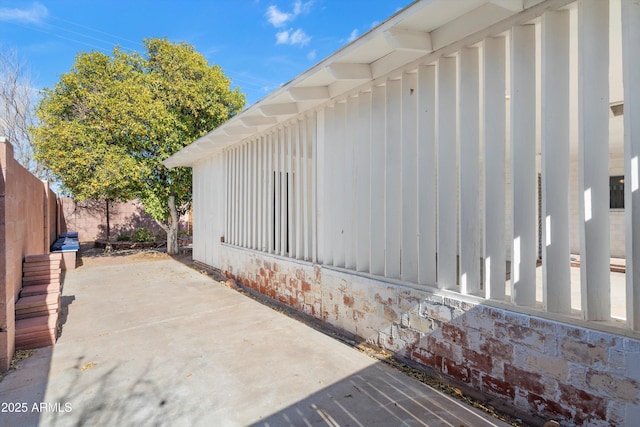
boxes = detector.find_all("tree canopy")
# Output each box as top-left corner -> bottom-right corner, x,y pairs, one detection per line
0,46 -> 44,178
34,38 -> 245,253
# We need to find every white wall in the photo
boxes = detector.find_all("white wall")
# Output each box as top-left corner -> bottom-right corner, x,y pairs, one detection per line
193,153 -> 225,268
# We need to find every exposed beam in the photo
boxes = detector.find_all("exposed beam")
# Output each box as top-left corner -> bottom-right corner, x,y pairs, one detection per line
207,134 -> 240,143
223,125 -> 258,135
240,115 -> 278,127
489,0 -> 524,12
326,63 -> 372,80
384,28 -> 432,52
430,2 -> 515,51
288,86 -> 330,101
259,102 -> 299,116
371,50 -> 425,80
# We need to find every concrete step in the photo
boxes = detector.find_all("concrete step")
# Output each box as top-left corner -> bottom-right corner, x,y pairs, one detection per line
25,253 -> 62,263
23,273 -> 60,282
20,283 -> 61,297
16,294 -> 60,312
22,279 -> 61,288
15,312 -> 59,350
16,253 -> 63,350
15,315 -> 58,335
23,265 -> 61,274
15,308 -> 58,321
15,331 -> 57,350
22,260 -> 61,268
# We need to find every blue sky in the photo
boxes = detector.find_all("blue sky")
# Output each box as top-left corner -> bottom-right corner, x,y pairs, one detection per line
0,1 -> 413,106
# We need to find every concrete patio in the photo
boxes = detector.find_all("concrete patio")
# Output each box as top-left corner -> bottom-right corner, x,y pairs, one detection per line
0,253 -> 514,427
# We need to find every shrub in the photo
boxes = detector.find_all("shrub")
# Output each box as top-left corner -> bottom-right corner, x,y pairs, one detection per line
132,227 -> 156,243
116,233 -> 131,242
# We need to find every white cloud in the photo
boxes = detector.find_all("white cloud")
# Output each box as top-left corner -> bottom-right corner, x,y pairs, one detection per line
266,1 -> 314,27
0,2 -> 48,24
290,28 -> 311,46
266,5 -> 292,28
347,29 -> 359,43
306,50 -> 316,61
292,0 -> 303,15
275,28 -> 311,47
267,1 -> 315,48
275,30 -> 290,44
293,0 -> 314,16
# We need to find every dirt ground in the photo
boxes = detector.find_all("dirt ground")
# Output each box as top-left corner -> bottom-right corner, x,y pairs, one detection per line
77,243 -> 194,268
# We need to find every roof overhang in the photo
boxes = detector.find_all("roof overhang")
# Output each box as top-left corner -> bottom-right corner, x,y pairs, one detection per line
164,0 -> 563,168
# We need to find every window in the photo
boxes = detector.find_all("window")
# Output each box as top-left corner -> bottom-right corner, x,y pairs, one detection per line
610,176 -> 624,209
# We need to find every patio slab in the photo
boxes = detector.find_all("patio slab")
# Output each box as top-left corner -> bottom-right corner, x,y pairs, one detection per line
0,255 -> 513,427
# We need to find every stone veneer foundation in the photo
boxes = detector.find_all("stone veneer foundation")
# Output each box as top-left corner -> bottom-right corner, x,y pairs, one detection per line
218,245 -> 640,426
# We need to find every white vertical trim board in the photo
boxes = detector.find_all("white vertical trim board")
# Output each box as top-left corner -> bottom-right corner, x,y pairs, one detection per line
578,0 -> 611,320
437,56 -> 458,290
622,0 -> 640,330
459,47 -> 482,296
385,78 -> 403,280
418,65 -> 437,287
510,24 -> 537,307
370,84 -> 386,277
541,10 -> 572,314
402,71 -> 419,284
483,36 -> 507,301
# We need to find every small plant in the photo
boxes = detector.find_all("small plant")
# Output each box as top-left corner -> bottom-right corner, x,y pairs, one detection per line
132,227 -> 156,243
178,229 -> 191,237
116,233 -> 131,242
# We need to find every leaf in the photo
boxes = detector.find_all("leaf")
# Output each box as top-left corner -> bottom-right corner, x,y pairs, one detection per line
80,362 -> 97,371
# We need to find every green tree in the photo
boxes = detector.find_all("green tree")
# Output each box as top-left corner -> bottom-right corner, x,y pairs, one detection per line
34,39 -> 245,253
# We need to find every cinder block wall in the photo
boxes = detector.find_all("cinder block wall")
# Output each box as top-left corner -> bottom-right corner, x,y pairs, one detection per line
59,198 -> 163,242
0,139 -> 58,371
59,197 -> 191,243
220,245 -> 640,426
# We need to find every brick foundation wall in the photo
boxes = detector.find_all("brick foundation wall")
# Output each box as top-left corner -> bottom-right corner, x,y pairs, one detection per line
0,140 -> 58,371
218,245 -> 640,426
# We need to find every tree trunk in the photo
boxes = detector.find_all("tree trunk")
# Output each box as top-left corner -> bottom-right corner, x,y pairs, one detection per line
104,198 -> 112,252
165,195 -> 179,255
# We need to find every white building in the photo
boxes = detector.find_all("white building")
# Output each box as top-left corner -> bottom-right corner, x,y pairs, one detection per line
166,0 -> 640,424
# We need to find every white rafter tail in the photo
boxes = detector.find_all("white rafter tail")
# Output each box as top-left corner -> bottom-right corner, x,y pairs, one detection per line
326,63 -> 372,80
259,103 -> 299,117
488,0 -> 524,12
288,86 -> 330,102
383,28 -> 432,52
222,125 -> 258,136
240,115 -> 278,127
211,134 -> 241,143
